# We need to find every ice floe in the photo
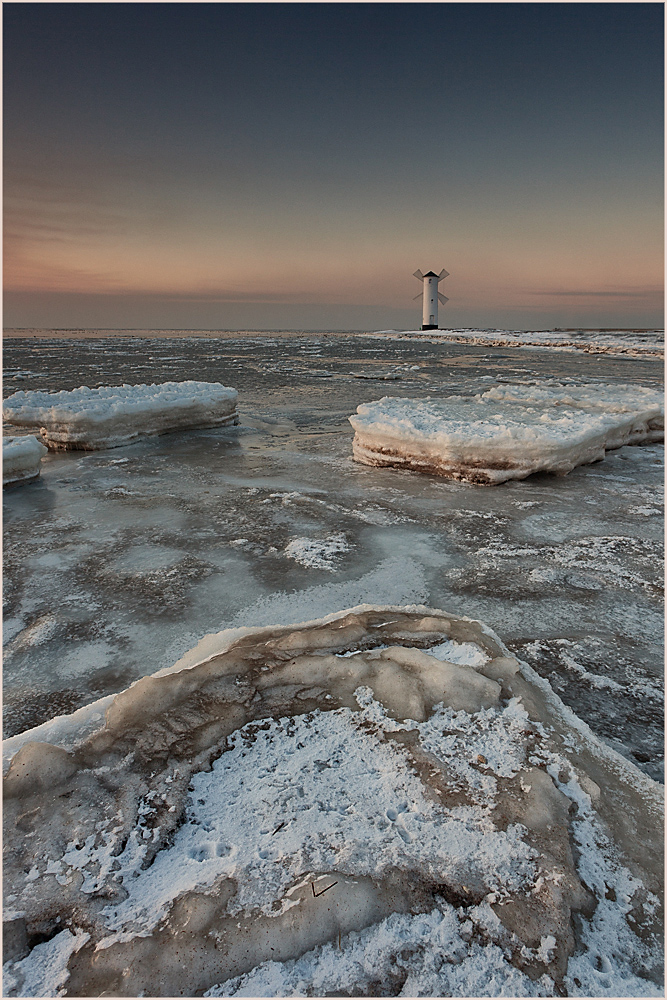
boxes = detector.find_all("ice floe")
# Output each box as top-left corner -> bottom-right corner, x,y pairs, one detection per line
3,606 -> 662,997
2,436 -> 48,487
349,381 -> 664,484
2,381 -> 239,450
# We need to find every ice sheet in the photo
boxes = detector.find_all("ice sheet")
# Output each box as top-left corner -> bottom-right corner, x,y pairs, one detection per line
2,607 -> 662,998
3,336 -> 663,782
3,381 -> 239,450
349,382 -> 664,484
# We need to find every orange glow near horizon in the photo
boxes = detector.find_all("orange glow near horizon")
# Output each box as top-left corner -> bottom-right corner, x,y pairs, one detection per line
5,187 -> 662,314
4,4 -> 662,329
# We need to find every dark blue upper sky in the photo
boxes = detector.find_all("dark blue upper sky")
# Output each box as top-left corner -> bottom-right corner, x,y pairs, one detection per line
4,3 -> 664,329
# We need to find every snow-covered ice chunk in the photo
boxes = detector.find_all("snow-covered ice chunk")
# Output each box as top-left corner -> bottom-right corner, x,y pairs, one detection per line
2,381 -> 239,450
3,606 -> 662,997
349,382 -> 664,484
2,435 -> 48,486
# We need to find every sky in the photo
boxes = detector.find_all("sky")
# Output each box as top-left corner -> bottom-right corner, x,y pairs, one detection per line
3,2 -> 664,331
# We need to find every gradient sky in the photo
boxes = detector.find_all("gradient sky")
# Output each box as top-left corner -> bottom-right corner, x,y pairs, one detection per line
4,2 -> 664,330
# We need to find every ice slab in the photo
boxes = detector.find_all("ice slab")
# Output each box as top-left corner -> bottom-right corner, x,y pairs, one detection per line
2,381 -> 239,450
2,435 -> 48,487
349,381 -> 664,484
3,605 -> 662,998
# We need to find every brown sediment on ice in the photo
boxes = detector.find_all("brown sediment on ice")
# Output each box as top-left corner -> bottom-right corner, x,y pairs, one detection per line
3,606 -> 663,997
350,433 -> 622,484
349,386 -> 664,485
351,436 -> 574,484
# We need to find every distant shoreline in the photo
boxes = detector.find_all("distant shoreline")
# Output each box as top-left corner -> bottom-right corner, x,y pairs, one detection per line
4,327 -> 663,338
3,328 -> 357,340
4,327 -> 662,359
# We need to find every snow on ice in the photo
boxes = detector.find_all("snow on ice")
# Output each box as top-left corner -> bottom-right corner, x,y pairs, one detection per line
349,381 -> 664,484
483,381 -> 664,444
283,533 -> 350,571
369,328 -> 664,358
3,606 -> 662,997
2,436 -> 48,487
2,381 -> 239,450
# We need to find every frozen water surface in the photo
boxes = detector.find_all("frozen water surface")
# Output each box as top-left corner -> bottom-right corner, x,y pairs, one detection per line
3,333 -> 664,782
2,607 -> 663,997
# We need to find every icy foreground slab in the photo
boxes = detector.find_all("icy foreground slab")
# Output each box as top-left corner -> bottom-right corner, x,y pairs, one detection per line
2,381 -> 239,450
2,435 -> 48,486
3,606 -> 663,998
349,381 -> 664,484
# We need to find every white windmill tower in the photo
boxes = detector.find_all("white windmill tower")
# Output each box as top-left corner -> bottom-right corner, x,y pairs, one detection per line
413,268 -> 449,330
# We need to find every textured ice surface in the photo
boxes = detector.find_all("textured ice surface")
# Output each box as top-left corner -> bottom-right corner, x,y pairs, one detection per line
2,929 -> 90,998
3,337 -> 663,782
428,637 -> 491,668
484,381 -> 664,447
349,382 -> 664,484
2,607 -> 663,998
2,436 -> 48,486
3,381 -> 238,450
283,532 -> 350,570
202,907 -> 567,998
482,379 -> 663,414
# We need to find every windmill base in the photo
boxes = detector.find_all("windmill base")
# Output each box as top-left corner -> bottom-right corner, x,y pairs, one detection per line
421,324 -> 439,330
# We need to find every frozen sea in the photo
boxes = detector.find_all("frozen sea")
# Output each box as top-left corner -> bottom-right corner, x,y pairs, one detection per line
3,330 -> 664,782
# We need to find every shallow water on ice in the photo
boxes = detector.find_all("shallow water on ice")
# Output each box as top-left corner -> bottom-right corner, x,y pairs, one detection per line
3,334 -> 664,779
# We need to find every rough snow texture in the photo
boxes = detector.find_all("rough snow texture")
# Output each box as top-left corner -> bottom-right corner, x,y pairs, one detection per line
349,381 -> 664,484
283,532 -> 350,570
2,436 -> 48,486
3,606 -> 663,997
2,381 -> 239,450
2,930 -> 89,998
483,382 -> 664,446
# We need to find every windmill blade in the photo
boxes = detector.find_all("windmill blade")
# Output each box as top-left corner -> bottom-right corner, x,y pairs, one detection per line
438,269 -> 449,280
438,293 -> 449,305
413,270 -> 424,281
413,293 -> 423,301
